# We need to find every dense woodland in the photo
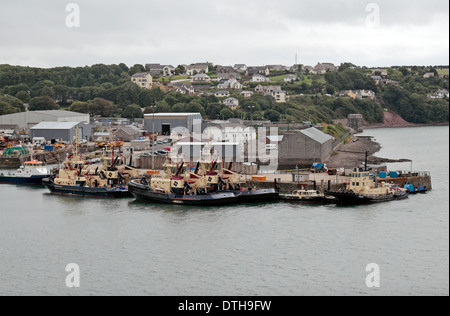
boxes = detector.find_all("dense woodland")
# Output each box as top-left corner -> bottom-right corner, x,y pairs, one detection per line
0,63 -> 448,124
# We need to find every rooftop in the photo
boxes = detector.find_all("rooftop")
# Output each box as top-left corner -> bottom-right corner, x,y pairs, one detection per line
31,121 -> 80,130
300,127 -> 334,144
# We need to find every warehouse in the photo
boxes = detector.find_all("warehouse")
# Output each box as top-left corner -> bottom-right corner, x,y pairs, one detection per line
278,127 -> 334,169
144,113 -> 202,136
30,122 -> 92,142
0,110 -> 90,130
113,126 -> 144,142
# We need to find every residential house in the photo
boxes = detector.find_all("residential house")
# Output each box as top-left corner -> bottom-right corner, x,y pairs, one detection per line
428,89 -> 449,99
339,90 -> 357,99
371,75 -> 383,85
371,69 -> 388,77
190,74 -> 211,83
284,75 -> 299,83
131,73 -> 153,89
304,66 -> 317,74
217,73 -> 242,81
356,90 -> 376,100
222,97 -> 239,109
267,65 -> 286,72
215,90 -> 231,98
266,89 -> 288,103
423,72 -> 435,78
382,79 -> 399,85
247,66 -> 270,76
217,79 -> 243,90
240,91 -> 254,98
145,64 -> 175,76
314,63 -> 337,74
251,74 -> 270,82
176,84 -> 196,95
290,64 -> 303,73
185,63 -> 209,75
216,66 -> 235,74
234,64 -> 247,72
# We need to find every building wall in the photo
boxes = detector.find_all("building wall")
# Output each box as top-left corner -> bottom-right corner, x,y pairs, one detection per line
278,133 -> 333,168
114,130 -> 140,142
0,112 -> 89,129
30,123 -> 92,142
144,114 -> 203,134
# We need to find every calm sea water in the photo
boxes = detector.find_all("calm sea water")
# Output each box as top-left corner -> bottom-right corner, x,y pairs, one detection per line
0,126 -> 448,296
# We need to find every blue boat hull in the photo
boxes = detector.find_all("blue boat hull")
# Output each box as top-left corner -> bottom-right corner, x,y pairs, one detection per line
0,175 -> 49,186
42,178 -> 131,198
129,181 -> 238,206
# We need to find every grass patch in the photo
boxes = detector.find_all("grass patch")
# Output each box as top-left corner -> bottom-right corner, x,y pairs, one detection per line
437,68 -> 449,76
322,124 -> 348,140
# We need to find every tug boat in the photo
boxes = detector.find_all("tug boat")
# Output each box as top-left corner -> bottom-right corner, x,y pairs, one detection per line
128,163 -> 238,206
42,155 -> 131,198
0,160 -> 51,185
326,170 -> 409,206
189,160 -> 279,203
280,189 -> 336,204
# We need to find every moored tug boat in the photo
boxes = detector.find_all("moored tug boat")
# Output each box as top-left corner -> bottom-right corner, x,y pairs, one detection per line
280,189 -> 336,204
128,163 -> 238,206
0,160 -> 51,185
219,163 -> 279,203
326,170 -> 409,206
42,155 -> 131,198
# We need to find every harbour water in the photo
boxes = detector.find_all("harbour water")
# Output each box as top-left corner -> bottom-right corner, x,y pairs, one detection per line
0,126 -> 448,296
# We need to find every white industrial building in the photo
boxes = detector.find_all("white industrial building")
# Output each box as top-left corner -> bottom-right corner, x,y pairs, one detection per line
144,113 -> 203,136
0,110 -> 90,130
30,121 -> 93,142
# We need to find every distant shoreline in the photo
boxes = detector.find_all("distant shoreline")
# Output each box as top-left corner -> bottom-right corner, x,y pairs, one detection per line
363,122 -> 449,129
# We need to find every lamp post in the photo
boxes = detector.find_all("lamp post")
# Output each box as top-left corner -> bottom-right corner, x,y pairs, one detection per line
150,105 -> 156,170
248,105 -> 255,127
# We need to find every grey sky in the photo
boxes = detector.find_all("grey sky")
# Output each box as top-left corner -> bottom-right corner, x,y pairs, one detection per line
0,0 -> 448,68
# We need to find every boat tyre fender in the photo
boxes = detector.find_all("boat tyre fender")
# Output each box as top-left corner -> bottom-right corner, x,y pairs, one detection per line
235,184 -> 240,191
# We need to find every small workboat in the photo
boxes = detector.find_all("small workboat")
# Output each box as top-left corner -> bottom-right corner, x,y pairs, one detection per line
0,160 -> 51,185
280,189 -> 336,204
326,170 -> 409,206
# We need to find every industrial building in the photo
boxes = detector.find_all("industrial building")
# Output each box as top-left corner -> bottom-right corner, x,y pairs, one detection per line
175,141 -> 242,163
278,127 -> 334,169
113,126 -> 144,142
144,113 -> 202,136
0,110 -> 90,130
30,122 -> 92,142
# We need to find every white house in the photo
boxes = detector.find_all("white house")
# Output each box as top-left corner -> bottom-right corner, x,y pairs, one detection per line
215,90 -> 230,98
217,79 -> 243,90
190,74 -> 211,83
131,73 -> 153,89
428,89 -> 449,99
240,91 -> 254,98
222,97 -> 239,108
284,75 -> 298,83
251,74 -> 270,82
185,63 -> 209,76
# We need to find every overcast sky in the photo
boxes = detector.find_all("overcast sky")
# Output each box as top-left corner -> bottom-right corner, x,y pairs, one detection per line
0,0 -> 448,68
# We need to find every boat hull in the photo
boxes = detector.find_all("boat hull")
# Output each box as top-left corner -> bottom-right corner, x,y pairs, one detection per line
0,175 -> 50,186
281,195 -> 336,205
220,189 -> 279,203
326,190 -> 396,206
129,181 -> 238,206
42,178 -> 131,198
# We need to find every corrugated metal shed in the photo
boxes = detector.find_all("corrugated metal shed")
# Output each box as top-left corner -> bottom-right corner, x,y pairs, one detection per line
31,122 -> 79,130
300,127 -> 334,144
